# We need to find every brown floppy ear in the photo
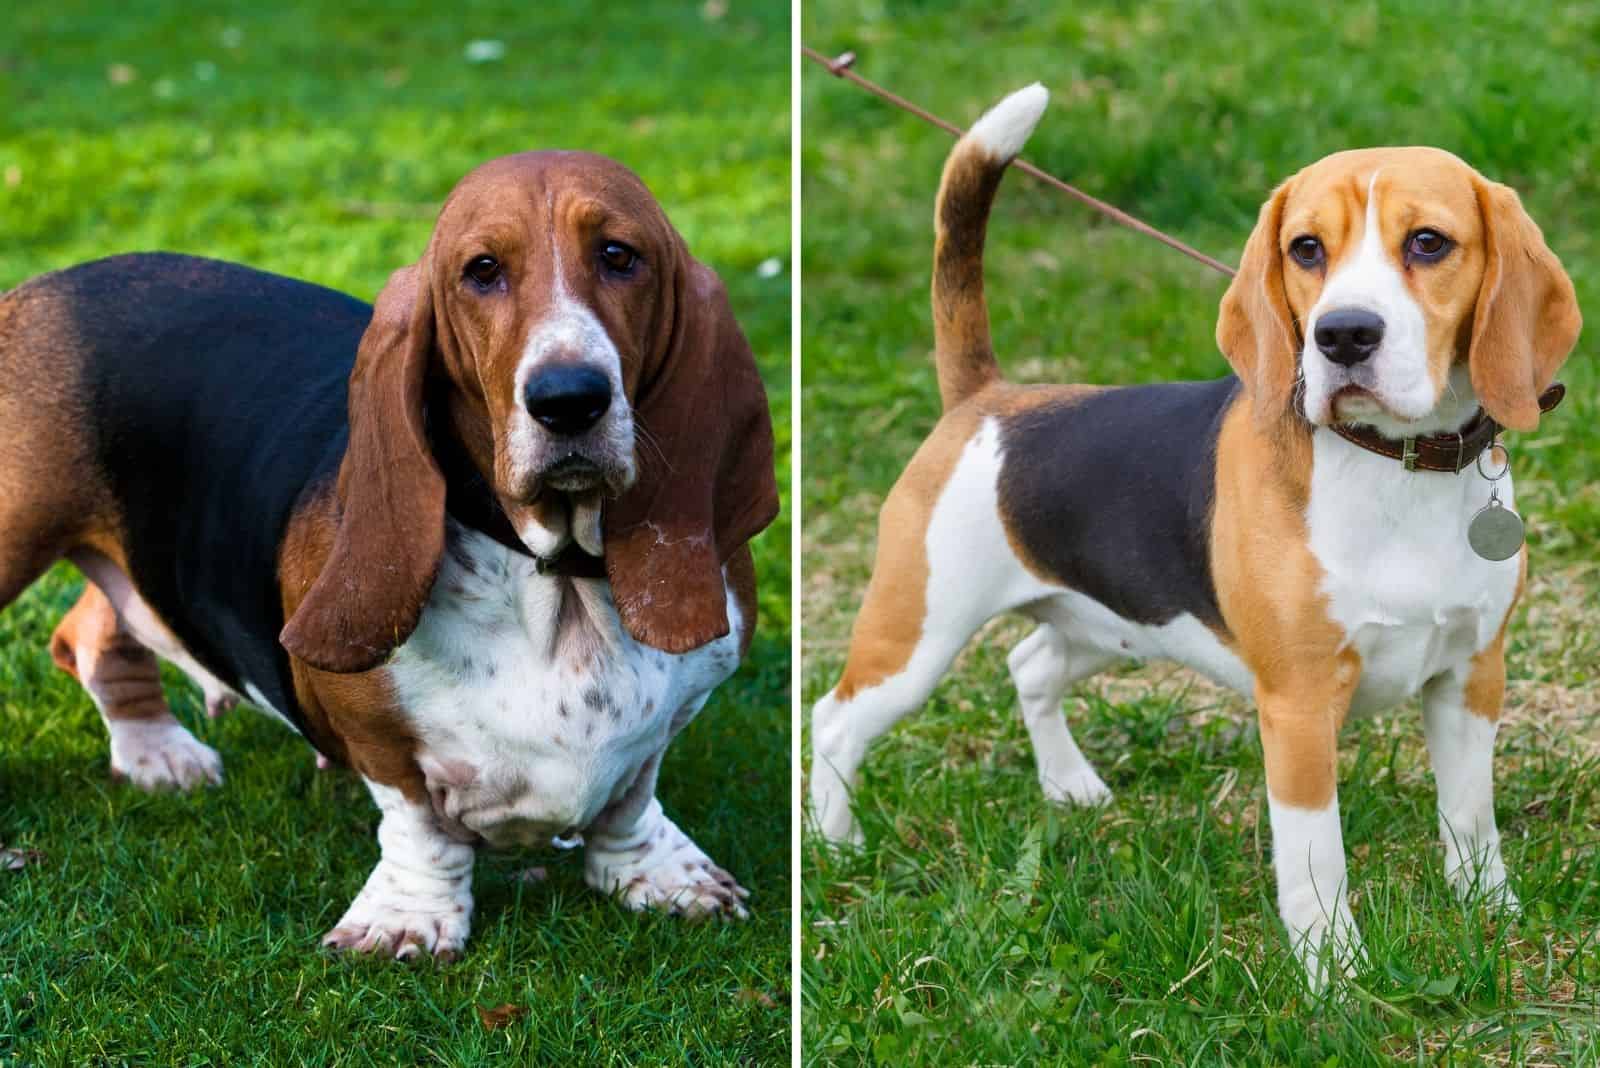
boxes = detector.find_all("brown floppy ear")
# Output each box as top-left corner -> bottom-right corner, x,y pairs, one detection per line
604,259 -> 778,655
280,264 -> 448,673
1217,179 -> 1299,426
1468,178 -> 1582,432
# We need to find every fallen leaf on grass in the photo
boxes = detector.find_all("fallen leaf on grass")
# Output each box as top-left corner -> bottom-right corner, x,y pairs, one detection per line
736,989 -> 781,1010
1,845 -> 44,871
477,1003 -> 527,1031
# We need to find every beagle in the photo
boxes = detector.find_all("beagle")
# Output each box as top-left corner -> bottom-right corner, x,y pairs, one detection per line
0,150 -> 778,959
809,86 -> 1580,983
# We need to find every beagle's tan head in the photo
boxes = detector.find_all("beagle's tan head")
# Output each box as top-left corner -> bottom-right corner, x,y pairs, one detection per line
280,151 -> 778,672
1217,147 -> 1580,436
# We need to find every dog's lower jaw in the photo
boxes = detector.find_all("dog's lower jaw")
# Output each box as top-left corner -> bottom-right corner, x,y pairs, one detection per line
324,780 -> 475,961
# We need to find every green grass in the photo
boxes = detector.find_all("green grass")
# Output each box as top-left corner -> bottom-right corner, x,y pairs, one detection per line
0,2 -> 790,1063
800,1 -> 1600,1062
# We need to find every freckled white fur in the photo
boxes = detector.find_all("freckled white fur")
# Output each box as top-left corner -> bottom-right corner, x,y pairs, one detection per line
1300,171 -> 1454,433
968,83 -> 1049,161
347,520 -> 745,948
585,796 -> 752,919
389,521 -> 741,843
813,414 -> 1521,985
322,780 -> 475,960
102,717 -> 222,790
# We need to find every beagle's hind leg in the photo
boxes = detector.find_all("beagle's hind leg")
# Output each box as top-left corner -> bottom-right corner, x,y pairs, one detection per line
1007,624 -> 1114,806
50,582 -> 222,790
810,411 -> 1027,845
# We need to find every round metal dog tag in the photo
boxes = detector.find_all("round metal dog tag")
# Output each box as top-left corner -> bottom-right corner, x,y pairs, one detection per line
1468,497 -> 1524,561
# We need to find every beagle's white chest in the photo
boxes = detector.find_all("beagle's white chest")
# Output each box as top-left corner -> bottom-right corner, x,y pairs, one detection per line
1305,431 -> 1521,715
384,522 -> 743,846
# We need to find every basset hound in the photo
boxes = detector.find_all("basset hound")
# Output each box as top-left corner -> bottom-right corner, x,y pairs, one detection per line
809,86 -> 1580,984
0,150 -> 778,959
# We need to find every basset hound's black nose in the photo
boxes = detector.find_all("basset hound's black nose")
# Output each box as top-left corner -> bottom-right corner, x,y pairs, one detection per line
1314,308 -> 1385,366
524,365 -> 612,436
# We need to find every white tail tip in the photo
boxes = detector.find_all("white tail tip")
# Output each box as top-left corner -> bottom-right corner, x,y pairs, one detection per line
966,83 -> 1049,161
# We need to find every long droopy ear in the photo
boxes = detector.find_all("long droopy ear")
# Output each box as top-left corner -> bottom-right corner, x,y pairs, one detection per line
1216,179 -> 1299,426
1468,178 -> 1582,431
280,264 -> 447,673
604,259 -> 779,655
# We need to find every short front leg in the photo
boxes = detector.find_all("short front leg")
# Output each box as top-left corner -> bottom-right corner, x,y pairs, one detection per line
584,755 -> 749,920
1422,643 -> 1516,911
324,781 -> 475,961
1258,671 -> 1362,987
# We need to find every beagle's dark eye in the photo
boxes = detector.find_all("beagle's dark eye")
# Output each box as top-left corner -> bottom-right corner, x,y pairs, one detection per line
464,255 -> 502,289
1407,229 -> 1452,262
599,241 -> 639,276
1289,235 -> 1325,269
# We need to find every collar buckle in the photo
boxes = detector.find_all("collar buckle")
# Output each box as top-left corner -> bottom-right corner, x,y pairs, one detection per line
1401,437 -> 1418,471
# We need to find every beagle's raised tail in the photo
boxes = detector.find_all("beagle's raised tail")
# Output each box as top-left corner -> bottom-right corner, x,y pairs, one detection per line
932,83 -> 1048,409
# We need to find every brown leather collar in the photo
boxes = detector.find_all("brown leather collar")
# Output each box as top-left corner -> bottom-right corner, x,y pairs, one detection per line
1329,383 -> 1565,472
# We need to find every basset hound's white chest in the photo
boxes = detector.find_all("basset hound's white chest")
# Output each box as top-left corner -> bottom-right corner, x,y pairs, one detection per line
1305,431 -> 1521,715
384,522 -> 743,846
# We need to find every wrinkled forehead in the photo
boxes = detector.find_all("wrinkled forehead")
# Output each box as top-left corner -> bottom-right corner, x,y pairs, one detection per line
1281,147 -> 1483,246
431,151 -> 672,249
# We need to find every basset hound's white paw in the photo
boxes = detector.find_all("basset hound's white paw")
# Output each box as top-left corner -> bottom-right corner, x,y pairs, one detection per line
323,859 -> 474,962
107,718 -> 222,791
585,802 -> 749,921
325,783 -> 477,961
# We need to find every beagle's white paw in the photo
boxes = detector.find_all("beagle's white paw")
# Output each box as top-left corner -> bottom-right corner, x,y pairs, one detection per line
323,860 -> 474,962
1446,852 -> 1520,915
1041,766 -> 1113,807
1285,904 -> 1366,992
107,718 -> 222,791
585,804 -> 750,921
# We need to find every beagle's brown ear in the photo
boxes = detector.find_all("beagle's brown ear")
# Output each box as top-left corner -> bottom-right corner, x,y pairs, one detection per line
1217,179 -> 1299,426
604,259 -> 778,655
1468,178 -> 1581,432
280,264 -> 447,673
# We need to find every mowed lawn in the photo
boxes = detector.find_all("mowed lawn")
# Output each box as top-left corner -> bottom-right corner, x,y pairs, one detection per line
0,2 -> 790,1064
801,2 -> 1600,1063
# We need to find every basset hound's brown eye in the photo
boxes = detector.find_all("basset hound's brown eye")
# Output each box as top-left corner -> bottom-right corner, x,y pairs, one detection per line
463,255 -> 502,289
1407,229 -> 1452,263
599,241 -> 639,276
1289,235 -> 1325,269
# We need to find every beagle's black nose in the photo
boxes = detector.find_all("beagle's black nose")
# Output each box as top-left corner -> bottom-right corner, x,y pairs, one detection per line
525,365 -> 612,436
1314,308 -> 1385,366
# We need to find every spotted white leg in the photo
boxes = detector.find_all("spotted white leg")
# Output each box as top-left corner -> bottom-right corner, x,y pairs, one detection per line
1422,668 -> 1517,911
585,755 -> 748,920
1007,624 -> 1115,806
324,780 -> 475,961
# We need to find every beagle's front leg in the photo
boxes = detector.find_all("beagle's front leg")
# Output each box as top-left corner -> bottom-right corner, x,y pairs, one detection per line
324,780 -> 475,961
583,752 -> 750,921
1422,640 -> 1517,911
1257,659 -> 1363,986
